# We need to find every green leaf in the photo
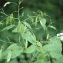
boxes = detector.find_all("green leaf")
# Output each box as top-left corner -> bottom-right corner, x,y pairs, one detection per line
40,18 -> 46,30
12,21 -> 21,33
17,21 -> 26,33
0,49 -> 2,60
6,13 -> 14,25
22,31 -> 36,44
36,41 -> 42,48
12,22 -> 26,33
12,28 -> 17,33
35,17 -> 38,26
17,21 -> 21,31
3,2 -> 11,7
0,22 -> 3,25
12,21 -> 22,33
24,45 -> 37,53
54,57 -> 63,63
0,25 -> 15,32
3,44 -> 23,59
43,36 -> 62,59
6,16 -> 10,25
39,11 -> 43,17
34,59 -> 46,63
49,25 -> 56,30
9,13 -> 13,22
50,52 -> 62,59
7,51 -> 11,62
23,22 -> 32,29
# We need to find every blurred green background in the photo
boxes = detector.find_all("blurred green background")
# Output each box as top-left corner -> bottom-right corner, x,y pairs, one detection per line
0,0 -> 63,41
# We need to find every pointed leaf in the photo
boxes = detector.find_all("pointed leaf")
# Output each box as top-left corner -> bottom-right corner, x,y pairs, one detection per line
9,13 -> 13,22
3,44 -> 23,59
23,22 -> 32,29
24,45 -> 37,53
6,13 -> 14,25
40,18 -> 46,30
12,28 -> 17,33
7,51 -> 11,62
22,31 -> 36,44
0,25 -> 15,32
49,25 -> 56,30
3,2 -> 11,7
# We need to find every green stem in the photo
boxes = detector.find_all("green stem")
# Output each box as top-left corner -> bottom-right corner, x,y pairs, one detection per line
17,1 -> 21,44
18,1 -> 20,21
46,26 -> 49,39
19,33 -> 21,44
